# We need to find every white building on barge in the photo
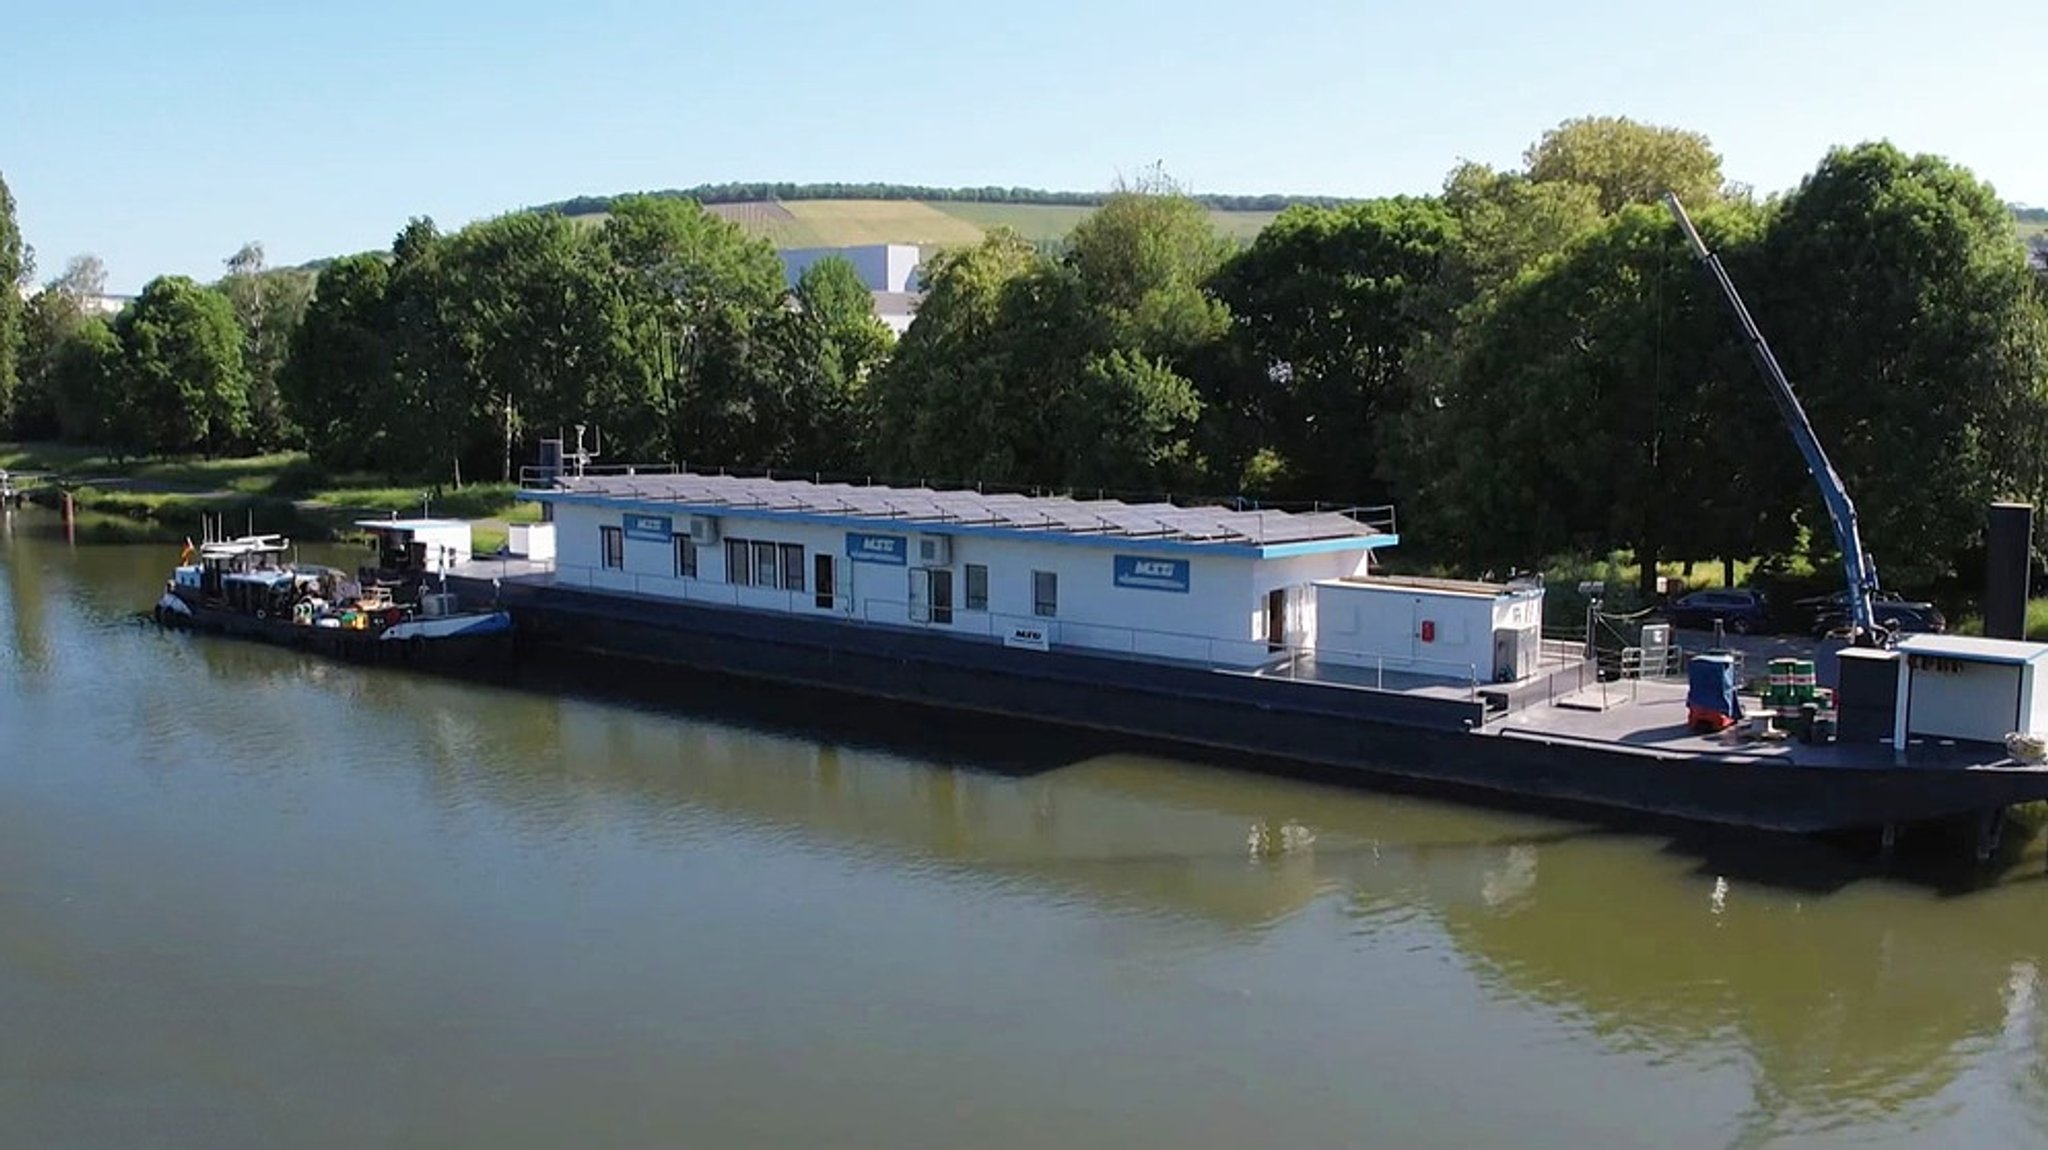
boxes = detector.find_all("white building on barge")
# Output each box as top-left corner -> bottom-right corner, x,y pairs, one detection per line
513,471 -> 1549,685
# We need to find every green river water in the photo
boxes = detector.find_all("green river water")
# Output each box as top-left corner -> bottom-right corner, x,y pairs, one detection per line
2,508 -> 2045,1149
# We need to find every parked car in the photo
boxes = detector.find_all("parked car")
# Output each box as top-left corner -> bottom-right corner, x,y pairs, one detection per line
1811,600 -> 1947,638
1661,588 -> 1770,634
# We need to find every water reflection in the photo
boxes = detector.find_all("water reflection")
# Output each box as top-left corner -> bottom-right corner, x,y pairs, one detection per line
6,508 -> 2046,1148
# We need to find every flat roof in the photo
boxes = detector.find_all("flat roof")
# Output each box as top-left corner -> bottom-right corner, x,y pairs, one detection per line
1322,574 -> 1533,598
525,472 -> 1398,554
357,518 -> 472,532
1895,633 -> 2048,666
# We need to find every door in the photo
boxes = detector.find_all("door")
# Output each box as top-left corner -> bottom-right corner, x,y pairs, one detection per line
814,554 -> 835,610
930,569 -> 954,626
908,568 -> 930,623
1266,588 -> 1288,652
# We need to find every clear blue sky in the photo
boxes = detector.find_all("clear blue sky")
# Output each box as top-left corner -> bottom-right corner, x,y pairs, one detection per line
4,0 -> 2043,293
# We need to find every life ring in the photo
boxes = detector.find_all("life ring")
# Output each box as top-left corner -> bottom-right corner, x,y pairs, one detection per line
255,608 -> 267,620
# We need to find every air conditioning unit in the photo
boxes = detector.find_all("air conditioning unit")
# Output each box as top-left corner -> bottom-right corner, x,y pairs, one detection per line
916,533 -> 952,566
688,515 -> 720,544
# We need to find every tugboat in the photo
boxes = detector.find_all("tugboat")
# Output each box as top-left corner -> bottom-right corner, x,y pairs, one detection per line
153,527 -> 513,665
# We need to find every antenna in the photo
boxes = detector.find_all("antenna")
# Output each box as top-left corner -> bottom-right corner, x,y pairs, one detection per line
570,423 -> 602,478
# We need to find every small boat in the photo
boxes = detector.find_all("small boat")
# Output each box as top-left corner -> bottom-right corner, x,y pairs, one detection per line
153,531 -> 513,666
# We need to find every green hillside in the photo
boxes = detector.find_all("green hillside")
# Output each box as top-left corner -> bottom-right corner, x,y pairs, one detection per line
563,199 -> 1286,252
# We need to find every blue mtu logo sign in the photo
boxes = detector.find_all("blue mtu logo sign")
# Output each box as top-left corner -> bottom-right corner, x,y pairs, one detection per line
623,514 -> 672,542
846,532 -> 908,565
1114,555 -> 1191,593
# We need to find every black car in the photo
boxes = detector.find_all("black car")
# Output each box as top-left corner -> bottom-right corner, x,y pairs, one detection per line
1810,599 -> 1947,638
1661,588 -> 1770,634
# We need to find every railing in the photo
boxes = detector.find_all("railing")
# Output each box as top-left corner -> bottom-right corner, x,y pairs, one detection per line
520,462 -> 679,490
517,462 -> 1398,542
520,558 -> 1486,699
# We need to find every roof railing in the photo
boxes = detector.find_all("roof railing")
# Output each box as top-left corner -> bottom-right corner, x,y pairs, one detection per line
520,459 -> 1399,544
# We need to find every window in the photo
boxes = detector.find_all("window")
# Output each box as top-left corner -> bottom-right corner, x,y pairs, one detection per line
1033,570 -> 1058,618
600,526 -> 623,569
751,541 -> 781,590
780,543 -> 806,593
724,536 -> 806,590
814,553 -> 835,610
674,534 -> 697,578
965,564 -> 988,611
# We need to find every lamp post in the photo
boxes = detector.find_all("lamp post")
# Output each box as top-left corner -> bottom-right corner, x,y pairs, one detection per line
1578,581 -> 1605,662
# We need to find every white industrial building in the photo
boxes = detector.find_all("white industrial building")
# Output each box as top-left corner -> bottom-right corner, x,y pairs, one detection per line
514,472 -> 1474,671
778,244 -> 923,335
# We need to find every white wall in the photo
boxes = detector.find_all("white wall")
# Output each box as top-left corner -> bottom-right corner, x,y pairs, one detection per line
1904,659 -> 2025,743
1312,582 -> 1499,682
545,501 -> 1381,666
780,244 -> 922,294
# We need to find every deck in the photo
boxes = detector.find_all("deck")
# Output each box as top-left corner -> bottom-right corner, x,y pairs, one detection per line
1486,678 -> 2015,771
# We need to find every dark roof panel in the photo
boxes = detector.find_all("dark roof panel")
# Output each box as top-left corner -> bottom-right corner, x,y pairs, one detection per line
547,472 -> 1392,548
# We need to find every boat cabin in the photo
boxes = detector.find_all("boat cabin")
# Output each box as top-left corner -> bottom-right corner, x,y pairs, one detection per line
358,518 -> 474,578
173,535 -> 291,600
515,471 -> 1557,683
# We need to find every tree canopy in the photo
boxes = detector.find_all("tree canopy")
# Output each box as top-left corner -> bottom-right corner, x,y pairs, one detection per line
110,276 -> 248,457
8,121 -> 2046,594
0,171 -> 25,430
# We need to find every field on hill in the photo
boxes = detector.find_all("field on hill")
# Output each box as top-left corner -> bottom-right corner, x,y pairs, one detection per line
564,200 -> 1285,252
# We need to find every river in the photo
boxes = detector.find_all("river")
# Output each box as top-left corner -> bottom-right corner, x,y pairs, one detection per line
2,507 -> 2045,1149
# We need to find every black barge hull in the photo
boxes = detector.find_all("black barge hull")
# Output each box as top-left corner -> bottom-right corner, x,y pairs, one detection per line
458,580 -> 2048,834
155,601 -> 513,668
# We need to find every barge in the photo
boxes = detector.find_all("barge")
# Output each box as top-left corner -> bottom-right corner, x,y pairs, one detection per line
156,522 -> 513,666
441,466 -> 2048,838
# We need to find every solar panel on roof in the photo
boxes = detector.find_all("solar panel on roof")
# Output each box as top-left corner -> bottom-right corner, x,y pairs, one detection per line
546,469 -> 1386,548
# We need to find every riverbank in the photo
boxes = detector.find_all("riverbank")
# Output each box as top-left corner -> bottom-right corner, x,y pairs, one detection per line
0,443 -> 538,552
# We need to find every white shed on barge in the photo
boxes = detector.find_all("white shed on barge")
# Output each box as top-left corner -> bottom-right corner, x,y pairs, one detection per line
358,518 -> 474,574
520,472 -> 1403,669
1891,633 -> 2048,746
1312,574 -> 1546,684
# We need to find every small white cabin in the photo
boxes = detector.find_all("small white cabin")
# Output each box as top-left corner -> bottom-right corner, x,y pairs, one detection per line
1892,633 -> 2048,746
1312,575 -> 1546,683
358,518 -> 473,575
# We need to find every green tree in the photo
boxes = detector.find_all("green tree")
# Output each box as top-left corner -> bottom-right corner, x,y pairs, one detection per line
383,218 -> 478,484
779,256 -> 890,469
219,242 -> 315,450
869,228 -> 1045,480
0,171 -> 25,431
112,276 -> 248,456
15,255 -> 110,439
1758,142 -> 2048,584
1054,188 -> 1225,488
872,187 -> 1223,494
1524,115 -> 1726,215
1212,197 -> 1460,503
1411,201 -> 1796,590
279,253 -> 393,468
47,317 -> 122,446
594,195 -> 790,465
1439,162 -> 1604,299
429,211 -> 615,481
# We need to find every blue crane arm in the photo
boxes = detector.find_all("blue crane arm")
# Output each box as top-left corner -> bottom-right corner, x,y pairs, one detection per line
1661,193 -> 1883,642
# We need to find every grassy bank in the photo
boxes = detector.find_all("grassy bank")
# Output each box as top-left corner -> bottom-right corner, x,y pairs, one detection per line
4,443 -> 539,553
1950,598 -> 2048,641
